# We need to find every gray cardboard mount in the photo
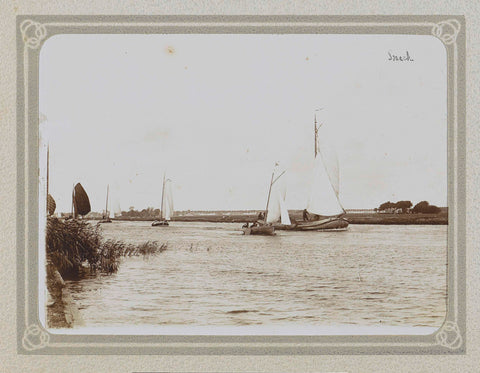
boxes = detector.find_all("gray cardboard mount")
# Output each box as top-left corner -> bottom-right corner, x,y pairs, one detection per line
16,15 -> 466,355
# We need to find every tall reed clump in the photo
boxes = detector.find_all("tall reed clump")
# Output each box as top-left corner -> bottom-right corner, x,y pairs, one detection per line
46,217 -> 167,278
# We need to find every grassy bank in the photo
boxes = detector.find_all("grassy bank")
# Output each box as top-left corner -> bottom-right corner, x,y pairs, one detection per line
344,212 -> 448,225
46,217 -> 167,328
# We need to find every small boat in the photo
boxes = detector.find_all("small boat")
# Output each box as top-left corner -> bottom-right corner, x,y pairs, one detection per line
99,185 -> 112,223
152,173 -> 174,227
242,164 -> 283,236
151,220 -> 169,226
242,224 -> 275,236
72,182 -> 91,219
277,216 -> 349,231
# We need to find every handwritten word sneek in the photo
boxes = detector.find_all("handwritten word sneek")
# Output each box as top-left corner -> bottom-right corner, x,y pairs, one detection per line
388,50 -> 414,62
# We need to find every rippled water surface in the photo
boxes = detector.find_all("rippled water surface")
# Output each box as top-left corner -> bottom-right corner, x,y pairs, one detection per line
65,222 -> 447,330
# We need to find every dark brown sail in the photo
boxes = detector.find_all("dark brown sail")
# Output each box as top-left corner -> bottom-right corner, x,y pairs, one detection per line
73,183 -> 91,217
47,194 -> 56,216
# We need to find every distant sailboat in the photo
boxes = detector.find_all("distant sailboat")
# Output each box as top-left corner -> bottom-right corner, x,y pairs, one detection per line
265,169 -> 291,225
152,173 -> 173,227
99,185 -> 112,223
47,194 -> 56,216
276,112 -> 349,231
46,145 -> 56,216
72,183 -> 91,219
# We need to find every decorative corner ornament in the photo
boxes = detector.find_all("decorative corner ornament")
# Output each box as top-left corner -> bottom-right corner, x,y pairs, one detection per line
432,19 -> 461,45
435,320 -> 463,350
22,324 -> 50,351
20,20 -> 47,49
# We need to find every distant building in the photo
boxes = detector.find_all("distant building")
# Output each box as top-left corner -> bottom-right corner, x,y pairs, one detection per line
345,209 -> 375,214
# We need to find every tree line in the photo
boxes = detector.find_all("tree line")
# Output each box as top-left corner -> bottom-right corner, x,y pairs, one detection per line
376,200 -> 441,214
121,207 -> 160,218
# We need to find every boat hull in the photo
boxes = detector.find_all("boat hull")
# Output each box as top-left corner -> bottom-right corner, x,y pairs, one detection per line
275,217 -> 349,231
242,226 -> 276,236
152,220 -> 169,227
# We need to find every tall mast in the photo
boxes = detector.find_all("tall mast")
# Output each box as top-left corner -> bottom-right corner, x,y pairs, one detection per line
72,184 -> 76,219
46,144 -> 49,214
47,145 -> 50,195
314,112 -> 318,158
160,172 -> 166,220
105,185 -> 109,217
264,166 -> 276,223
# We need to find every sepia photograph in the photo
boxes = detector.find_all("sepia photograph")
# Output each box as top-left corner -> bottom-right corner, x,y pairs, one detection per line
39,32 -> 448,336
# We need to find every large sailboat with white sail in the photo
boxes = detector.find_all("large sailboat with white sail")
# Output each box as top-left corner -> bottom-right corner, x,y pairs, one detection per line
152,173 -> 174,227
276,112 -> 349,231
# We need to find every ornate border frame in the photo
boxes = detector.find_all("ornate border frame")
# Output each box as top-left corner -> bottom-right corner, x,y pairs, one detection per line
17,15 -> 466,354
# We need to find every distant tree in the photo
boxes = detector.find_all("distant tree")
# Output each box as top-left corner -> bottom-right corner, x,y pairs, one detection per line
394,200 -> 412,213
379,201 -> 395,211
424,205 -> 441,214
412,201 -> 441,214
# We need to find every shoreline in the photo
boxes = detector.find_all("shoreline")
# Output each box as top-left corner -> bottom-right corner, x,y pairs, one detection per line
107,212 -> 448,225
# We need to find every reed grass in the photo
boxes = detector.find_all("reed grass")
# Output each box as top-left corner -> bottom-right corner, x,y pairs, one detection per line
46,217 -> 167,277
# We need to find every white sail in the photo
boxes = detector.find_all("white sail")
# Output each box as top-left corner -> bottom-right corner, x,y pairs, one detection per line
279,195 -> 291,225
107,183 -> 122,218
112,202 -> 122,217
266,190 -> 282,223
163,179 -> 174,220
109,198 -> 122,218
306,156 -> 344,217
266,170 -> 291,224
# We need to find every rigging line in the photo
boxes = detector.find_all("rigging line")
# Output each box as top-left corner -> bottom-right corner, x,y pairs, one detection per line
271,170 -> 286,186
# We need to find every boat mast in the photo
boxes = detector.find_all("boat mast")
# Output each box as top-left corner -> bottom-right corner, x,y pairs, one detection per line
314,111 -> 318,158
264,166 -> 276,223
160,172 -> 166,220
46,144 -> 49,214
72,184 -> 76,219
47,145 -> 49,195
105,185 -> 109,218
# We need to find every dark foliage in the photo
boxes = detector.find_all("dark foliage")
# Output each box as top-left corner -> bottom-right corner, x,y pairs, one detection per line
378,200 -> 412,212
378,201 -> 395,211
412,201 -> 441,214
121,207 -> 161,218
395,200 -> 413,213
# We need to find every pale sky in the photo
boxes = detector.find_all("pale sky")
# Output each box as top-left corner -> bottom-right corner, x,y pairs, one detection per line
39,33 -> 447,213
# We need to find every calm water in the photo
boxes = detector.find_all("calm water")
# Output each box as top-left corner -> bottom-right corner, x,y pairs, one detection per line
65,222 -> 447,330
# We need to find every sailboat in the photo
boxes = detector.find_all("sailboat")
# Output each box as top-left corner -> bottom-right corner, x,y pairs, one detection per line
46,145 -> 56,216
276,112 -> 349,231
152,173 -> 173,227
263,174 -> 292,230
47,194 -> 56,216
72,182 -> 91,219
99,185 -> 112,223
242,164 -> 283,236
